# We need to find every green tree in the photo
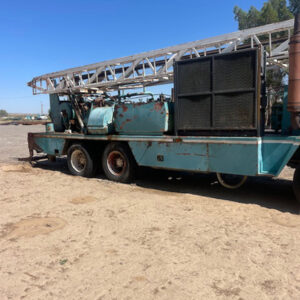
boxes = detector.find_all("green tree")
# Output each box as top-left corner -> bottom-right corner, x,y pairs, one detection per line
233,1 -> 294,125
234,1 -> 293,29
234,0 -> 293,91
289,0 -> 300,14
0,109 -> 8,117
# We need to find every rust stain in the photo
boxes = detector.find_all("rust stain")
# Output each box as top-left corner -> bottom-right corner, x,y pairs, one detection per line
119,113 -> 124,118
119,118 -> 132,130
154,102 -> 163,112
173,138 -> 182,143
122,105 -> 128,112
132,102 -> 143,108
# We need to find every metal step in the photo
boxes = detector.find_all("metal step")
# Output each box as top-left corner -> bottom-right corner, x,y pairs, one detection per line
28,19 -> 294,95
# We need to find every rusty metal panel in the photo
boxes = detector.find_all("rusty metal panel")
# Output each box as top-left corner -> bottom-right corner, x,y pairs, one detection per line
114,102 -> 173,135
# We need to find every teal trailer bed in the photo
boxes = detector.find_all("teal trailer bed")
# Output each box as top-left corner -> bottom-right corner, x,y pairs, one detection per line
28,132 -> 300,177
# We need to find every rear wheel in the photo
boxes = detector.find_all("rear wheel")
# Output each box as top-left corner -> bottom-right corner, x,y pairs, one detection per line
293,166 -> 300,204
102,142 -> 136,183
217,173 -> 247,189
67,144 -> 95,177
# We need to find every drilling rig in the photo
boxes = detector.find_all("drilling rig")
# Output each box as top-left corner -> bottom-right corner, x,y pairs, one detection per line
27,15 -> 300,202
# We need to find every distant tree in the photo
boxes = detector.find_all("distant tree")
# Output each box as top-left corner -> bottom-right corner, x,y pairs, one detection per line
234,1 -> 293,30
0,109 -> 8,117
233,1 -> 295,125
233,0 -> 294,89
289,0 -> 300,14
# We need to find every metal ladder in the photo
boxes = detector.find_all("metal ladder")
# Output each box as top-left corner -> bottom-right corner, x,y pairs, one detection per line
28,19 -> 294,95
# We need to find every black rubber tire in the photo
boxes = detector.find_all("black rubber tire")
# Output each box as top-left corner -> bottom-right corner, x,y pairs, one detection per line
67,144 -> 95,177
102,142 -> 136,183
293,166 -> 300,204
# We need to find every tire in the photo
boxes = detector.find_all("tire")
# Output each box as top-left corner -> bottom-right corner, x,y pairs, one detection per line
216,173 -> 247,189
293,166 -> 300,204
102,142 -> 136,183
67,144 -> 95,177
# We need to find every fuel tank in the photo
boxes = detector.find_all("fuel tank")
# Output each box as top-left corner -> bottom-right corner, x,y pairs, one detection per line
114,101 -> 173,135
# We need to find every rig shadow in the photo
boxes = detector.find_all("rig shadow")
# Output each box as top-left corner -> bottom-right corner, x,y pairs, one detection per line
33,158 -> 299,215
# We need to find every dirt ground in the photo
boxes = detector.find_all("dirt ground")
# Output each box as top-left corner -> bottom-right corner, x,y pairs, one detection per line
0,125 -> 299,299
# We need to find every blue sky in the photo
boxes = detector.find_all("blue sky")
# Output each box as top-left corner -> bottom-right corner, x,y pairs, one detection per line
0,0 -> 268,113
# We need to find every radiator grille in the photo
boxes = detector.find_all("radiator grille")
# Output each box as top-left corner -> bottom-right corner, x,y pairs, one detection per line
177,95 -> 211,129
214,92 -> 255,128
174,48 -> 260,136
214,52 -> 255,91
177,58 -> 211,94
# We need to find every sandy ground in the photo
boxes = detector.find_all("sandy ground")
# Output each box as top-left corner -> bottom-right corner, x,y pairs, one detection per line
0,125 -> 299,299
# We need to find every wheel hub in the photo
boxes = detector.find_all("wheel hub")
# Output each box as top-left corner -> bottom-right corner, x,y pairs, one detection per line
115,158 -> 124,168
71,149 -> 87,173
107,151 -> 126,176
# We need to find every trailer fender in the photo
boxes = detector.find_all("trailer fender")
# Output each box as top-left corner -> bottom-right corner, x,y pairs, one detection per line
29,134 -> 67,156
260,137 -> 300,176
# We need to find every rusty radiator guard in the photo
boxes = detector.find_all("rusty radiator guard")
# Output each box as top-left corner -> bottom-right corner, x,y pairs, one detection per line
174,48 -> 264,136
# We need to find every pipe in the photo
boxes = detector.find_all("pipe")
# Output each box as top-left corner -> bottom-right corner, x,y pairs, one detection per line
288,13 -> 300,129
70,95 -> 85,131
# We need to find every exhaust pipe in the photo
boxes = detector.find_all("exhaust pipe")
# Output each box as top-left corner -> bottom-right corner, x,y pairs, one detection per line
288,13 -> 300,130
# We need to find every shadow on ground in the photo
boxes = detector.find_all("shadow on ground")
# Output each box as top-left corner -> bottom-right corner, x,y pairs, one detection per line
33,158 -> 299,215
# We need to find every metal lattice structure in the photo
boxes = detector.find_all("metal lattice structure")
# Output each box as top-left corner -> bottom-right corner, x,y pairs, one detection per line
28,19 -> 294,95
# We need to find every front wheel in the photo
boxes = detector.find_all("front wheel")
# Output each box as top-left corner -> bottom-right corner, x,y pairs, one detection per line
102,142 -> 136,183
67,144 -> 95,177
293,166 -> 300,204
